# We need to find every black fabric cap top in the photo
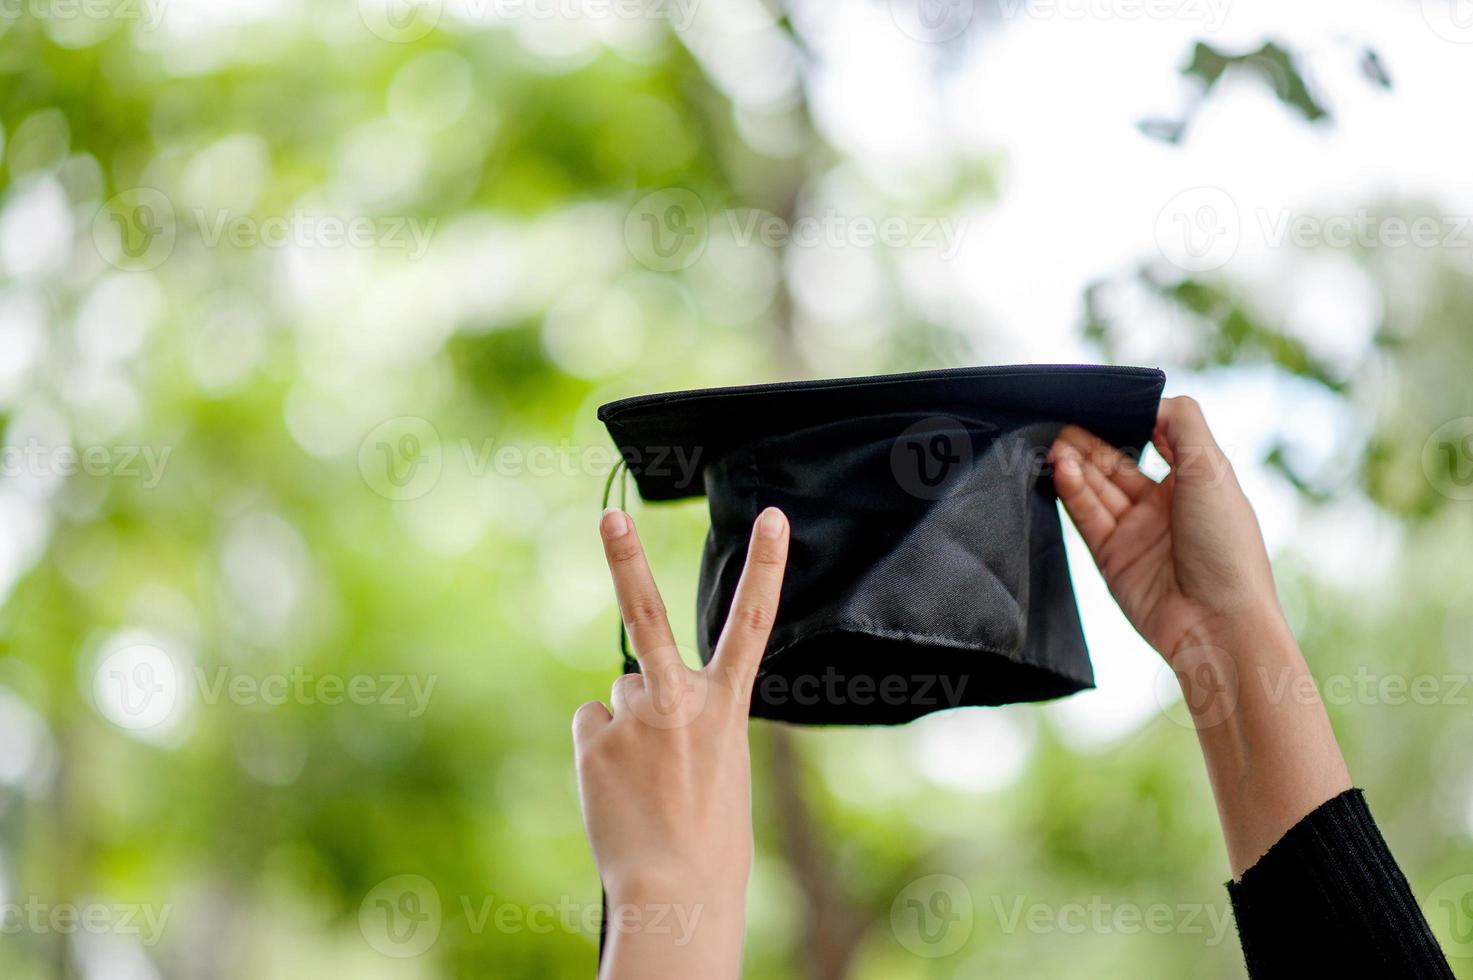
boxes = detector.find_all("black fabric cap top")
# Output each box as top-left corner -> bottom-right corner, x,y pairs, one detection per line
598,364 -> 1166,725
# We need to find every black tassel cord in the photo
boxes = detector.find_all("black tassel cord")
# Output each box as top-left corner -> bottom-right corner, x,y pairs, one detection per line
597,459 -> 637,970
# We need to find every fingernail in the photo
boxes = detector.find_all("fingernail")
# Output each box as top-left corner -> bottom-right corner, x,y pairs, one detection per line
601,507 -> 629,538
757,507 -> 785,539
1057,452 -> 1081,477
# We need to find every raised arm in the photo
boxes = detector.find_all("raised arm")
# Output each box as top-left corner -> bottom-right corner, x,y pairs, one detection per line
1050,395 -> 1451,976
1050,395 -> 1351,872
574,506 -> 789,979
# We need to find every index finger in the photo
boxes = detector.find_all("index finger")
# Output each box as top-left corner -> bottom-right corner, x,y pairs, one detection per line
709,507 -> 789,695
599,508 -> 680,675
1052,424 -> 1156,504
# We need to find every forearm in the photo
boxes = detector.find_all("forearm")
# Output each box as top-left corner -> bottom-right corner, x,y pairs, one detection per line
599,880 -> 746,980
1174,607 -> 1352,878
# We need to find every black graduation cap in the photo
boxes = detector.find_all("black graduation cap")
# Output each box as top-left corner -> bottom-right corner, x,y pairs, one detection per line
597,364 -> 1165,725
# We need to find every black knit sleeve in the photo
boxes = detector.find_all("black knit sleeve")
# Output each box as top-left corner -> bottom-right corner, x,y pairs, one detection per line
1226,788 -> 1452,979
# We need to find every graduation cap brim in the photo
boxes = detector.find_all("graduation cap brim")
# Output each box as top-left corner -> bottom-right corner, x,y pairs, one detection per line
598,364 -> 1166,501
598,364 -> 1166,724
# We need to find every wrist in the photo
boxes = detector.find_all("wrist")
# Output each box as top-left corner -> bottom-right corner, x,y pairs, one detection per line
604,856 -> 748,901
602,874 -> 747,978
1170,599 -> 1298,668
605,871 -> 747,932
607,874 -> 744,905
1169,603 -> 1352,878
1168,602 -> 1307,726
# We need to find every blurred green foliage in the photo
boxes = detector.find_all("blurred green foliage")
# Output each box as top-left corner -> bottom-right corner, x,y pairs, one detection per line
0,4 -> 1471,979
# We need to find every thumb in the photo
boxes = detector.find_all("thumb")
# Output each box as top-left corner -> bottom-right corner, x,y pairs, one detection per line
1155,396 -> 1231,487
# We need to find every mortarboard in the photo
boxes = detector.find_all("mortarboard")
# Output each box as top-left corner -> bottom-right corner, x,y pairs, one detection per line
597,364 -> 1165,725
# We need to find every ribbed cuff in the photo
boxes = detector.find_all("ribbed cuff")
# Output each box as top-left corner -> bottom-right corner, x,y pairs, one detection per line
1226,788 -> 1452,979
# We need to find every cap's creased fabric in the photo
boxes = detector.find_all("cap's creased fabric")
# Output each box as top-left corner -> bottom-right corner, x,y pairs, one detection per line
598,364 -> 1166,725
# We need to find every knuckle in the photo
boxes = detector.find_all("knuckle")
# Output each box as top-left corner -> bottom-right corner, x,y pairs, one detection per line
647,660 -> 687,685
625,593 -> 668,627
605,538 -> 643,566
736,602 -> 776,634
1171,395 -> 1203,418
571,702 -> 606,740
749,545 -> 785,568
